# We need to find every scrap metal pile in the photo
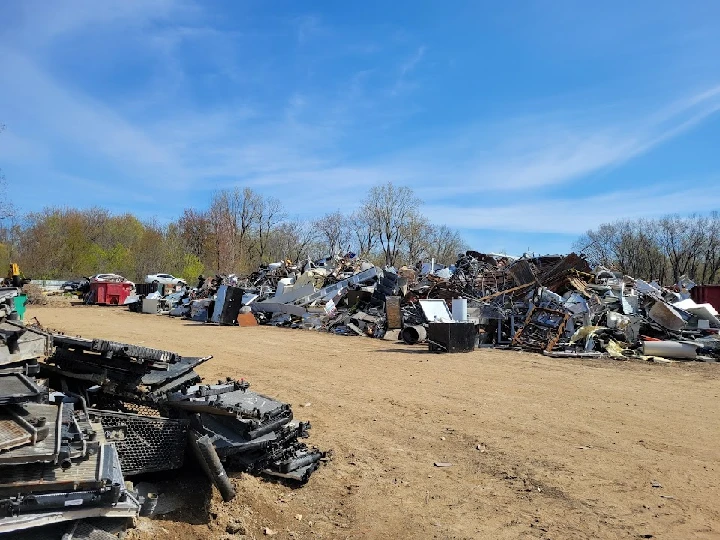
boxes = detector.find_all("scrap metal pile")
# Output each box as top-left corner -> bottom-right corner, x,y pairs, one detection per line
123,250 -> 720,361
41,335 -> 327,499
447,251 -> 720,361
0,288 -> 326,537
0,288 -> 140,536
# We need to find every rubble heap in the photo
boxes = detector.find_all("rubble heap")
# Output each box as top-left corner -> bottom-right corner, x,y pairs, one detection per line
0,288 -> 327,537
0,288 -> 139,535
39,335 -> 327,502
124,250 -> 720,361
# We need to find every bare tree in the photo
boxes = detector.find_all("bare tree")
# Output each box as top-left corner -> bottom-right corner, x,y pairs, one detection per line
657,214 -> 706,283
349,209 -> 376,258
254,196 -> 285,264
360,183 -> 421,267
402,213 -> 431,265
232,187 -> 263,266
427,224 -> 467,264
574,214 -> 720,284
267,219 -> 317,263
207,188 -> 263,272
700,212 -> 720,283
177,208 -> 211,259
313,211 -> 350,256
575,219 -> 667,281
208,192 -> 232,272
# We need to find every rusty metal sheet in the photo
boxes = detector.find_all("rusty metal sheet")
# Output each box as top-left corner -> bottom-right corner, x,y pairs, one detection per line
0,443 -> 110,496
0,403 -> 60,465
385,296 -> 402,329
0,414 -> 32,452
506,259 -> 538,287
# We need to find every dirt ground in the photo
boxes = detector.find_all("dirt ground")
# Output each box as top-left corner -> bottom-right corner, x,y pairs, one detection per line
28,305 -> 720,540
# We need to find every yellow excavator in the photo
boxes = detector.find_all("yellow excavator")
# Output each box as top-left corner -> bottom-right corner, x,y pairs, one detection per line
3,263 -> 30,287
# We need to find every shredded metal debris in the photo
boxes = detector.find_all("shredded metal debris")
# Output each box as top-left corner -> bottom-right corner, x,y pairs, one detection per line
121,250 -> 720,360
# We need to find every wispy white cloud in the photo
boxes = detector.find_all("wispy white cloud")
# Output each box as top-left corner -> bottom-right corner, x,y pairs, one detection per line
3,0 -> 186,48
8,38 -> 715,228
0,51 -> 185,184
57,173 -> 157,205
2,0 -> 720,251
423,180 -> 720,235
399,45 -> 426,76
391,45 -> 427,96
370,83 -> 720,196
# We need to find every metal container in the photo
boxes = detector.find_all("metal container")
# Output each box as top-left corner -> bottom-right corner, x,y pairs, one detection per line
141,298 -> 160,314
89,281 -> 133,305
451,298 -> 467,321
427,322 -> 476,353
691,285 -> 720,313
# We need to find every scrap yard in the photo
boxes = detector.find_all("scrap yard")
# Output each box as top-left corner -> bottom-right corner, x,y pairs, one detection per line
3,250 -> 720,540
3,250 -> 720,539
19,306 -> 720,539
4,3 -> 720,538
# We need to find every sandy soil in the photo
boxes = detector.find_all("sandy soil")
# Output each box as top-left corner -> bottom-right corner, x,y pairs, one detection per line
27,305 -> 720,540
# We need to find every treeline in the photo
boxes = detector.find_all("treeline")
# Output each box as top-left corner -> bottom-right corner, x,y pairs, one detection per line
0,183 -> 467,281
574,213 -> 720,284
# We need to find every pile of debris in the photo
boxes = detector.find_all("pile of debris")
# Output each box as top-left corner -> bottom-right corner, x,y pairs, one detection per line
0,289 -> 140,535
0,288 -> 327,537
518,266 -> 720,362
42,336 -> 326,501
123,251 -> 720,361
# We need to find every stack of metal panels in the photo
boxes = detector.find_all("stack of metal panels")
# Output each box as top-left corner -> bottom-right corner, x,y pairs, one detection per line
42,336 -> 211,403
0,336 -> 139,535
38,335 -> 327,507
167,380 -> 325,489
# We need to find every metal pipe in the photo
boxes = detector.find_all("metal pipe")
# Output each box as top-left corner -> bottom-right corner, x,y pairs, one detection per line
401,325 -> 427,345
642,340 -> 698,359
189,431 -> 236,502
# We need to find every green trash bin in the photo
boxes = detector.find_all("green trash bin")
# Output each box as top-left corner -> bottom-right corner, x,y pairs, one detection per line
13,294 -> 27,321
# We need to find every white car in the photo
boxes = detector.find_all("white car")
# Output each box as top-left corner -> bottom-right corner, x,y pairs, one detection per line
145,273 -> 187,286
89,274 -> 135,288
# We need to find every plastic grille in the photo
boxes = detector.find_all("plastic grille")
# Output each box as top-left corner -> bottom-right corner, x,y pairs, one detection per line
90,410 -> 187,476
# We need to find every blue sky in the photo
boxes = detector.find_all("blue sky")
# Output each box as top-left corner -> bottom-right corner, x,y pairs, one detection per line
2,1 -> 720,256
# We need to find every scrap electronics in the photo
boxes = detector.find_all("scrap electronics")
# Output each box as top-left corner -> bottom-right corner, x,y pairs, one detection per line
0,286 -> 327,538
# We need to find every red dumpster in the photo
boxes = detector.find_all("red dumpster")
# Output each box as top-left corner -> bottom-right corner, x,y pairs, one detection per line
89,281 -> 133,305
691,285 -> 720,312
